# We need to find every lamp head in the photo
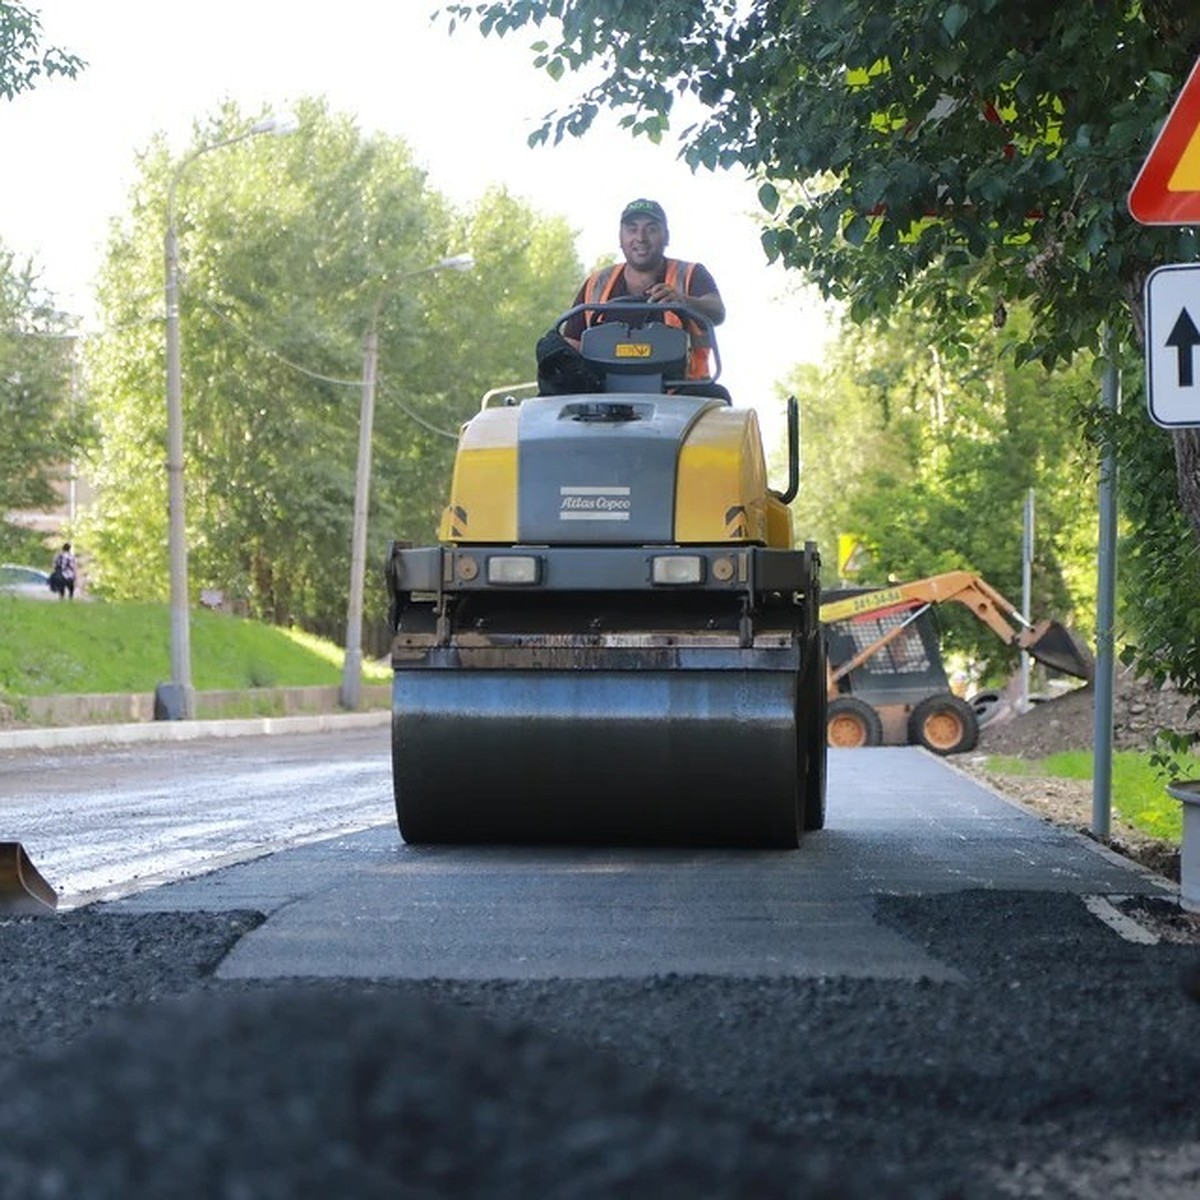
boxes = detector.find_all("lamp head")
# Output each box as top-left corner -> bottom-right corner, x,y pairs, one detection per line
250,113 -> 299,136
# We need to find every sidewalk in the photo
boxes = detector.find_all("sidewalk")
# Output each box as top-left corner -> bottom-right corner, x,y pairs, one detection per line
0,685 -> 391,752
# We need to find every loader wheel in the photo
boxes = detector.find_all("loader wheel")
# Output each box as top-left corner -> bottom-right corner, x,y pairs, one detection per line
908,693 -> 979,756
827,696 -> 883,749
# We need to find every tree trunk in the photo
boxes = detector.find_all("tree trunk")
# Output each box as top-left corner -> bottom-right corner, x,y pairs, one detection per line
1174,427 -> 1200,543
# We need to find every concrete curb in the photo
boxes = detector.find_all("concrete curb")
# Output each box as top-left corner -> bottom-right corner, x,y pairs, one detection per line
18,684 -> 392,727
0,709 -> 390,753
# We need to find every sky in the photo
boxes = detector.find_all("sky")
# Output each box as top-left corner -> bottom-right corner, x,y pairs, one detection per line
0,1 -> 835,433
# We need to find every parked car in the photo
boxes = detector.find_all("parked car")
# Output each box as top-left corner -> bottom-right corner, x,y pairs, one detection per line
0,563 -> 55,599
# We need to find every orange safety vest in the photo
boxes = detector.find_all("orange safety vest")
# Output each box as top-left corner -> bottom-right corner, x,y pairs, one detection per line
581,259 -> 713,379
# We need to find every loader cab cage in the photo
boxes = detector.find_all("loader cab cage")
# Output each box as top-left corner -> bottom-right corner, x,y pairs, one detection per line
824,590 -> 950,704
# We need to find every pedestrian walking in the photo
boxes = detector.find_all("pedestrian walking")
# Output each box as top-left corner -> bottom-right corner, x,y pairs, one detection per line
50,543 -> 77,600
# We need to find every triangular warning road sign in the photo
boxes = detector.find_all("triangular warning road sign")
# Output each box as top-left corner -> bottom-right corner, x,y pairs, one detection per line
1130,58 -> 1200,225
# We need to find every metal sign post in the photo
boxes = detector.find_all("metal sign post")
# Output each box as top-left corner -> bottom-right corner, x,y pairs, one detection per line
1020,489 -> 1034,713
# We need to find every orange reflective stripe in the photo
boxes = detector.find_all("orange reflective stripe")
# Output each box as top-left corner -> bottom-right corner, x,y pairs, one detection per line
663,260 -> 709,341
599,266 -> 623,301
583,265 -> 623,324
664,259 -> 711,378
662,262 -> 682,332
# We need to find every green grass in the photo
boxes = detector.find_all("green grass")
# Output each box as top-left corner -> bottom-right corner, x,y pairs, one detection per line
986,749 -> 1198,842
0,595 -> 389,698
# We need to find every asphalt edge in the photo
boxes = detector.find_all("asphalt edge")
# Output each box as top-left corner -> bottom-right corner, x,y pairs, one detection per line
936,749 -> 1181,895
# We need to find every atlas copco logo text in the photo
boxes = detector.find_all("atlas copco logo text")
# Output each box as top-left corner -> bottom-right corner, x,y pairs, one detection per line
561,494 -> 630,512
559,486 -> 631,521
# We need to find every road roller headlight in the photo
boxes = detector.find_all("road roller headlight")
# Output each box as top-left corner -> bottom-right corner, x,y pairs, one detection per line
487,555 -> 541,585
711,555 -> 735,582
651,555 -> 704,585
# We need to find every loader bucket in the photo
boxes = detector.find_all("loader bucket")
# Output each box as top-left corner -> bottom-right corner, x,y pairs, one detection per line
1022,620 -> 1093,682
0,842 -> 58,915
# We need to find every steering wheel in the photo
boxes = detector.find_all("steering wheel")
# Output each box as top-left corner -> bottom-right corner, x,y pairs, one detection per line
554,300 -> 721,381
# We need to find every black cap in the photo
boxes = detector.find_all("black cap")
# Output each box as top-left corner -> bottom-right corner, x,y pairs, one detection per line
620,198 -> 667,227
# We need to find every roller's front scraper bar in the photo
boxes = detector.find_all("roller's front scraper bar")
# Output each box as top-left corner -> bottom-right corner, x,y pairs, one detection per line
0,842 -> 58,915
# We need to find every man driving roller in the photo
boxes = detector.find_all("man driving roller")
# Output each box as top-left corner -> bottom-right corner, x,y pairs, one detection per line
562,198 -> 725,379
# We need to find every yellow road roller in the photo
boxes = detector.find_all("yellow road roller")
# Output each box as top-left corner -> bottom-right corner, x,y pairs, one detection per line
385,302 -> 825,846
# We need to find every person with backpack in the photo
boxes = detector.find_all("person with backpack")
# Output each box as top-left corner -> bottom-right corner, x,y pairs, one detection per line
50,542 -> 77,600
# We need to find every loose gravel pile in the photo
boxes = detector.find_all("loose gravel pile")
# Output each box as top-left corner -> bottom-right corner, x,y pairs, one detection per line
2,893 -> 1200,1198
979,668 -> 1197,760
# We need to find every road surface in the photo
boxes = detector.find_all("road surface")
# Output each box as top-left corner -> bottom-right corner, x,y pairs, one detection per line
1,724 -> 392,905
3,726 -> 1198,1199
3,726 -> 1165,975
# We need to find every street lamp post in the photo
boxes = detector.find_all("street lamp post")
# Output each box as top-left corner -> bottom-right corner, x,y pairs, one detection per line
339,254 -> 474,710
159,116 -> 296,720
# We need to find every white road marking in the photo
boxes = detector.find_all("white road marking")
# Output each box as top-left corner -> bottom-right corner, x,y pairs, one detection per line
1082,894 -> 1159,945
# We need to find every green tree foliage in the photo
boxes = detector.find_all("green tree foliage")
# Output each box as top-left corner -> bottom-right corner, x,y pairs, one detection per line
370,185 -> 581,560
445,2 -> 1197,358
82,99 -> 581,638
0,247 -> 87,561
789,302 -> 1097,676
1086,395 -> 1200,711
0,1 -> 83,100
448,0 -> 1200,702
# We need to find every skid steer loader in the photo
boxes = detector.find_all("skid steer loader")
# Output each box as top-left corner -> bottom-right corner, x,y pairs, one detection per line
821,571 -> 1092,754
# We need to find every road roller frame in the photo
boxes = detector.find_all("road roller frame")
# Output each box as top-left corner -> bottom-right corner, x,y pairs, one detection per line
387,540 -> 825,847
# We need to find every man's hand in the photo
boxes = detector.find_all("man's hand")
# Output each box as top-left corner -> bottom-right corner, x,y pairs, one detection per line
644,281 -> 681,306
646,283 -> 726,326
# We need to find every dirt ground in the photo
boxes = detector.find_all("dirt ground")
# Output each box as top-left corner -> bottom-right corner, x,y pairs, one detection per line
977,664 -> 1197,761
958,665 -> 1198,896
